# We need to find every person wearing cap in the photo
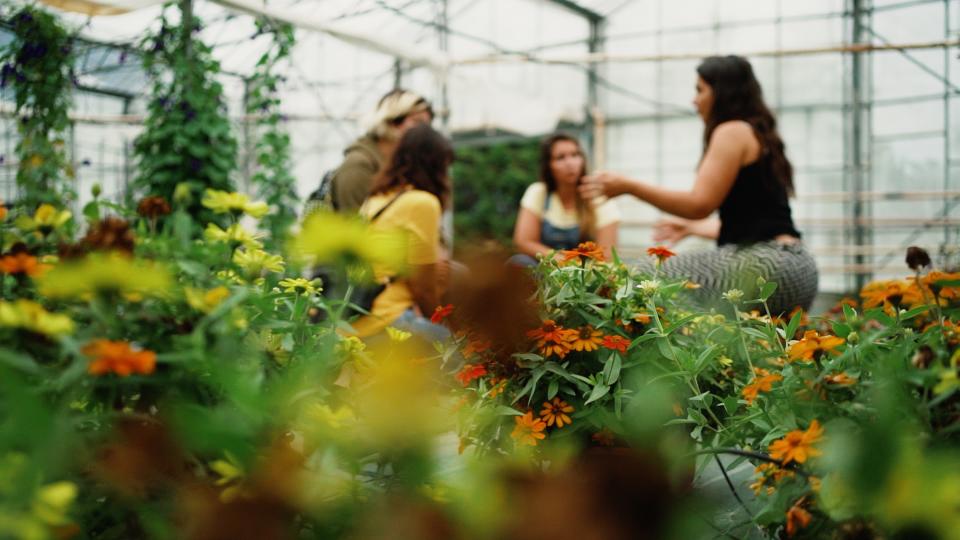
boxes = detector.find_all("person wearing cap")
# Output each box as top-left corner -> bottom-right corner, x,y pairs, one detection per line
329,89 -> 434,213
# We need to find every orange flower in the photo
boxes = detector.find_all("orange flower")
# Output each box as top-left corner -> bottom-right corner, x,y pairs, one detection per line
0,252 -> 50,277
646,245 -> 676,263
430,303 -> 454,324
769,420 -> 824,465
539,397 -> 574,428
559,241 -> 605,264
527,320 -> 576,358
742,367 -> 783,405
0,201 -> 6,221
860,278 -> 926,311
487,377 -> 507,398
591,428 -> 615,447
923,270 -> 960,300
785,499 -> 812,536
600,334 -> 630,354
787,330 -> 844,363
463,338 -> 492,358
570,325 -> 604,352
823,372 -> 857,386
83,339 -> 156,377
511,411 -> 547,446
455,363 -> 487,386
828,297 -> 859,314
749,463 -> 795,495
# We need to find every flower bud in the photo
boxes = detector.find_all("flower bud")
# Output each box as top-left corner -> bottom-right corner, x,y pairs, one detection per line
91,183 -> 102,198
905,246 -> 931,271
846,331 -> 859,344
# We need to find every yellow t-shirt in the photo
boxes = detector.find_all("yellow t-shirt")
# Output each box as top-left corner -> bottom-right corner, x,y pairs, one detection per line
349,188 -> 441,338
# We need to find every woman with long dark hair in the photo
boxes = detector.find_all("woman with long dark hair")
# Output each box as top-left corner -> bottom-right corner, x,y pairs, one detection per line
580,55 -> 817,314
350,123 -> 454,340
512,133 -> 620,264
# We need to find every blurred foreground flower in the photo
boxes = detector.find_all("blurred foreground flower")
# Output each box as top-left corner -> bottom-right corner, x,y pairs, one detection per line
204,223 -> 263,249
0,251 -> 50,277
185,286 -> 230,313
37,252 -> 171,299
0,299 -> 74,336
291,211 -> 407,273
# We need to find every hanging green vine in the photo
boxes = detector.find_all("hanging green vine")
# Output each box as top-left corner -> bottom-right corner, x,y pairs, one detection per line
133,4 -> 237,224
0,6 -> 76,209
245,19 -> 297,250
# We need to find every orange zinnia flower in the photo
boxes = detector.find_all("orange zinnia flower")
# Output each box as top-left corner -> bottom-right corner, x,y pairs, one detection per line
455,363 -> 487,386
749,462 -> 795,495
511,411 -> 547,446
83,339 -> 156,377
769,420 -> 824,465
559,241 -> 605,264
430,303 -> 454,324
646,245 -> 676,263
539,397 -> 574,428
463,338 -> 492,358
527,320 -> 576,358
787,330 -> 845,363
860,278 -> 926,311
0,252 -> 50,277
823,372 -> 857,386
601,334 -> 630,354
785,499 -> 812,537
570,325 -> 604,352
742,367 -> 783,405
923,270 -> 960,300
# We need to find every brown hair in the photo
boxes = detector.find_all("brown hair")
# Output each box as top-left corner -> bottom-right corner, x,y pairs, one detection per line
697,55 -> 794,195
539,133 -> 596,241
370,123 -> 453,209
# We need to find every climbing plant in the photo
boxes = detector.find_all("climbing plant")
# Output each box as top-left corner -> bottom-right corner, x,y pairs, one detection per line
0,6 -> 76,209
133,3 -> 237,224
245,19 -> 297,250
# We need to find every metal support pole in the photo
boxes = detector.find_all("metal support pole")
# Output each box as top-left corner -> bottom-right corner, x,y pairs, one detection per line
437,0 -> 450,132
943,0 -> 953,252
586,17 -> 604,167
393,57 -> 403,89
847,0 -> 872,290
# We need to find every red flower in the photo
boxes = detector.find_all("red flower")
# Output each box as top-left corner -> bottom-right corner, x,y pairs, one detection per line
430,303 -> 454,324
455,363 -> 488,386
646,245 -> 676,262
559,241 -> 605,264
601,334 -> 630,353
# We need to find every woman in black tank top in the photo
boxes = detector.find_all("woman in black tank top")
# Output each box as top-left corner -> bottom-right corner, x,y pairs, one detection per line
579,56 -> 817,315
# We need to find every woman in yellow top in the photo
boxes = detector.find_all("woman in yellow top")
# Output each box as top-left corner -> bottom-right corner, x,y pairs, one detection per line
350,124 -> 454,341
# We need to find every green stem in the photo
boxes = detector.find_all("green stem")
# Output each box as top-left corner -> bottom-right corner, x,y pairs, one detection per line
732,307 -> 756,372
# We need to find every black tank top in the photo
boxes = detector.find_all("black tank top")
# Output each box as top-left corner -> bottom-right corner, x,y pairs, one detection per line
717,156 -> 800,246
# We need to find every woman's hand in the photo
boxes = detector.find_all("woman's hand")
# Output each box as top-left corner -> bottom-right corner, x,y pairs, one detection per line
579,171 -> 630,200
651,217 -> 691,245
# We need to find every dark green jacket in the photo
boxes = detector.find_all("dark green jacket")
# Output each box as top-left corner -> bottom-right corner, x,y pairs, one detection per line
331,134 -> 383,213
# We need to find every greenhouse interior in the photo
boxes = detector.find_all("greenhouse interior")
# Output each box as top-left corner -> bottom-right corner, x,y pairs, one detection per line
0,0 -> 958,538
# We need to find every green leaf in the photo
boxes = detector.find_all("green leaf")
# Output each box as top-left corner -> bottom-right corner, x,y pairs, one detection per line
602,353 -> 622,386
784,308 -> 803,339
759,281 -> 778,301
547,379 -> 559,400
494,406 -> 523,416
585,383 -> 611,404
842,303 -> 858,322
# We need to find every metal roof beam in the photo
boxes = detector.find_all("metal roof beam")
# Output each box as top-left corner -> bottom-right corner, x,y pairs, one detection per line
543,0 -> 604,22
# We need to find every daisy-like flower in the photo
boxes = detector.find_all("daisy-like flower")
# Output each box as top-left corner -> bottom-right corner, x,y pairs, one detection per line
36,252 -> 171,300
570,325 -> 604,352
511,411 -> 547,446
646,245 -> 676,264
768,420 -> 824,465
539,397 -> 574,428
233,247 -> 285,277
184,286 -> 230,313
83,339 -> 156,377
558,241 -> 605,264
601,334 -> 630,354
14,204 -> 71,236
750,463 -> 795,496
201,189 -> 269,218
0,299 -> 75,337
787,330 -> 844,363
637,279 -> 661,295
0,252 -> 50,277
430,304 -> 454,324
204,223 -> 264,249
526,319 -> 576,358
860,278 -> 925,311
742,367 -> 783,405
455,363 -> 488,386
278,277 -> 322,295
722,288 -> 744,304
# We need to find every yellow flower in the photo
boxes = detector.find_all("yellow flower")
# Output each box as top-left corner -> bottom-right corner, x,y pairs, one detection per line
278,277 -> 321,295
185,286 -> 230,313
539,397 -> 574,428
210,453 -> 247,503
36,252 -> 171,299
31,481 -> 77,526
787,330 -> 845,362
0,299 -> 75,336
307,404 -> 356,430
385,326 -> 412,342
291,211 -> 407,274
233,247 -> 284,277
570,325 -> 604,352
201,189 -> 269,218
204,223 -> 263,248
15,203 -> 72,235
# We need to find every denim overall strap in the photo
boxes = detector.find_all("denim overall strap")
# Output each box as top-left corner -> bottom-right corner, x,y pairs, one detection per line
540,190 -> 581,250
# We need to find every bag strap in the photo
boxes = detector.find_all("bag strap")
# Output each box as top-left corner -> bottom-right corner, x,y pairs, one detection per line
367,190 -> 407,222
